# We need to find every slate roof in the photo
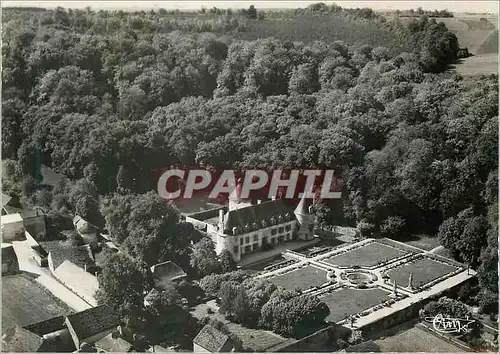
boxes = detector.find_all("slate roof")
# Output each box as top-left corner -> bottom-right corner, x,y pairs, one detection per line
39,241 -> 95,269
222,199 -> 296,234
193,324 -> 233,352
144,288 -> 161,303
73,215 -> 99,234
345,340 -> 381,352
2,243 -> 18,263
151,261 -> 187,284
294,194 -> 314,216
2,325 -> 46,352
95,333 -> 133,352
65,305 -> 120,342
24,316 -> 66,336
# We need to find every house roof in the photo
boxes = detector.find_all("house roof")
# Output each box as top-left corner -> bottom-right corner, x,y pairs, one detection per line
144,288 -> 161,303
2,325 -> 46,352
54,261 -> 99,305
65,305 -> 120,342
95,333 -> 133,352
2,243 -> 18,263
345,340 -> 381,352
73,215 -> 99,234
1,213 -> 23,224
21,209 -> 45,219
222,199 -> 296,233
151,261 -> 187,283
40,241 -> 95,269
193,324 -> 233,353
24,316 -> 66,336
2,193 -> 12,206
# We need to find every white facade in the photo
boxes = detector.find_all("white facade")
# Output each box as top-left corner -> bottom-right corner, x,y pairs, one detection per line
1,213 -> 25,242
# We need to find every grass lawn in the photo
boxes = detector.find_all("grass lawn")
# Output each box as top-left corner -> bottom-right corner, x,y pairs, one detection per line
323,242 -> 410,268
320,287 -> 391,323
404,235 -> 441,251
387,257 -> 458,288
2,274 -> 73,328
268,265 -> 328,291
374,323 -> 467,352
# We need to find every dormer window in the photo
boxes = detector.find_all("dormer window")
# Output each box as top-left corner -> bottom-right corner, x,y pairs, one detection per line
252,222 -> 258,230
270,217 -> 276,225
285,213 -> 290,220
245,224 -> 250,231
278,215 -> 283,222
261,220 -> 267,228
232,227 -> 238,235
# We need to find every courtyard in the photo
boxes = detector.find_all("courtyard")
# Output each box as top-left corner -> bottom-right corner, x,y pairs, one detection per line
320,287 -> 392,323
387,256 -> 459,289
268,265 -> 329,291
323,241 -> 411,268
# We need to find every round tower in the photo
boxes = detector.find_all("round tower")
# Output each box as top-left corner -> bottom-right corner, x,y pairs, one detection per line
294,194 -> 315,240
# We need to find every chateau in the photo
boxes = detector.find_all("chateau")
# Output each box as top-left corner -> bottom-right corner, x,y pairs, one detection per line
186,186 -> 315,262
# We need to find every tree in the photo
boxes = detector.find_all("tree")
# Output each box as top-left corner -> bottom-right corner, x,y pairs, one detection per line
247,5 -> 257,19
219,248 -> 237,273
96,252 -> 152,322
190,237 -> 222,278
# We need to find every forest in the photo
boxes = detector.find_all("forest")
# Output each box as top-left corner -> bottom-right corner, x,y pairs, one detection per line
1,2 -> 498,343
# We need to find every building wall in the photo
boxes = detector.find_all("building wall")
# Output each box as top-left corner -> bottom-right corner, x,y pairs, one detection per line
215,220 -> 298,262
193,343 -> 211,352
1,219 -> 25,242
23,215 -> 46,240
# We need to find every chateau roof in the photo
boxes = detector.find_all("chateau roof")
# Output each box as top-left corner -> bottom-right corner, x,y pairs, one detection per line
2,243 -> 18,263
40,241 -> 95,270
150,261 -> 187,286
222,199 -> 295,234
294,194 -> 314,216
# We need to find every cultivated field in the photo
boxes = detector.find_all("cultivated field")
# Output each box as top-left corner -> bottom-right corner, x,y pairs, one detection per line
320,287 -> 391,323
268,265 -> 328,291
323,242 -> 410,268
387,257 -> 459,288
2,274 -> 73,328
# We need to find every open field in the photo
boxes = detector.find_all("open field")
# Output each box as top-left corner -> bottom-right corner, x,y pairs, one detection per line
268,265 -> 328,291
453,53 -> 498,76
374,323 -> 467,352
387,257 -> 459,288
323,242 -> 410,268
321,287 -> 391,323
2,273 -> 73,328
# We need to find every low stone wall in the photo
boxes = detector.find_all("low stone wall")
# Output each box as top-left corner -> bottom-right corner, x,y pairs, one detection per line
273,324 -> 350,352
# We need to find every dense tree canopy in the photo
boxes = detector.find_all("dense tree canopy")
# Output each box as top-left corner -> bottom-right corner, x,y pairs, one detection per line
2,3 -> 497,321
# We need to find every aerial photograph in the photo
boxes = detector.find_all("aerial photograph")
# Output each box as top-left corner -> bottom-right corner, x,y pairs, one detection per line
1,0 -> 498,352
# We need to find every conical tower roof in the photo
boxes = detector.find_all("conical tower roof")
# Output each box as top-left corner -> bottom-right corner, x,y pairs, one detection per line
294,192 -> 314,215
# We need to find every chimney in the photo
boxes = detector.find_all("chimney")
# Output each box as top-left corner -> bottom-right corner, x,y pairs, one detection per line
219,209 -> 224,225
84,264 -> 87,272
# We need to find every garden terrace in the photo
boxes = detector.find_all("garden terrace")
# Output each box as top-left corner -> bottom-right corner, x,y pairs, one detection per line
322,241 -> 413,269
266,265 -> 330,292
320,287 -> 392,323
386,256 -> 460,290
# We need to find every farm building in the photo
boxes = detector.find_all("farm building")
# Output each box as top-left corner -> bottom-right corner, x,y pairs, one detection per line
1,213 -> 25,242
193,324 -> 235,353
64,305 -> 120,350
2,243 -> 19,275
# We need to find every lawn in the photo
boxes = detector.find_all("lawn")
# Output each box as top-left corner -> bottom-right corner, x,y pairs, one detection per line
323,242 -> 410,268
387,257 -> 459,289
374,323 -> 467,352
320,287 -> 391,323
404,235 -> 441,251
268,265 -> 328,291
2,274 -> 73,328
